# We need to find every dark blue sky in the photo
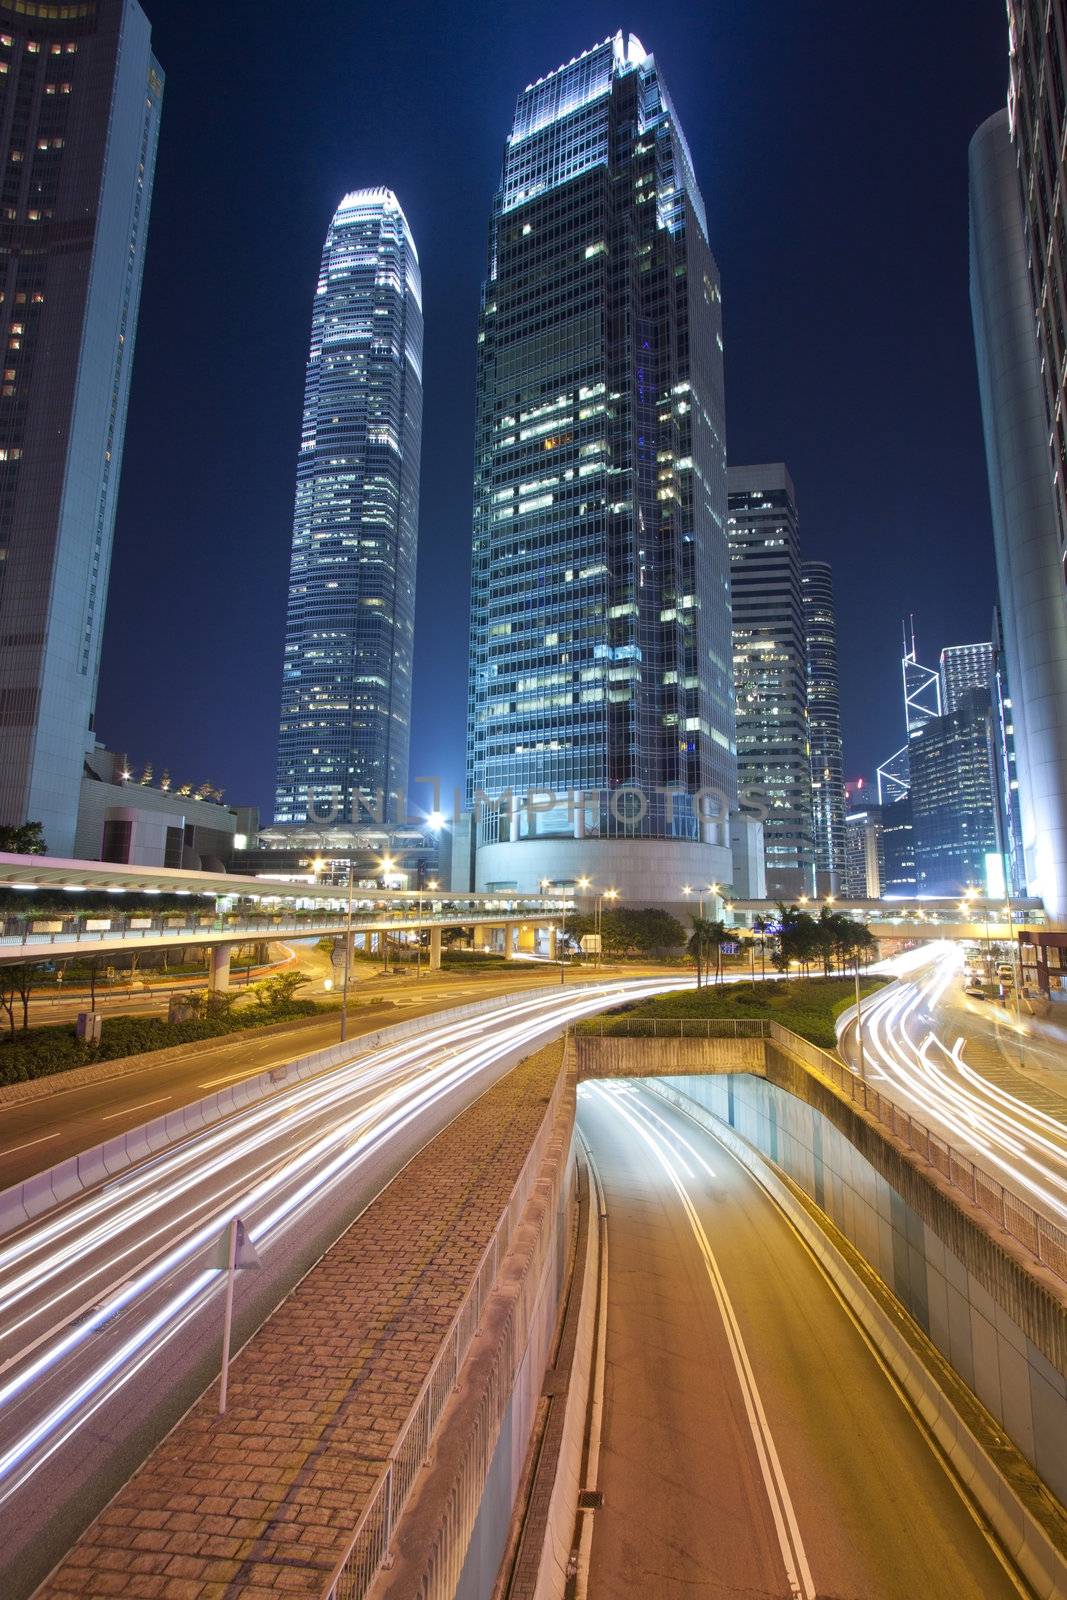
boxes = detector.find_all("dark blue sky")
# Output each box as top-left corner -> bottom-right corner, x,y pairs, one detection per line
97,0 -> 1009,815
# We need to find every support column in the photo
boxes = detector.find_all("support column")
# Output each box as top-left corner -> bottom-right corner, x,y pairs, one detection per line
210,943 -> 233,993
429,926 -> 442,971
505,921 -> 517,958
547,926 -> 558,962
473,924 -> 491,952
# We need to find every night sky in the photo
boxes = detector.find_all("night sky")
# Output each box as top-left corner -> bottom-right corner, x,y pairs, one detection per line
96,0 -> 1010,819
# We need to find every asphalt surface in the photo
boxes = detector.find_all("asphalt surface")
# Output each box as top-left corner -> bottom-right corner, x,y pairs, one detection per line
0,974 -> 690,1596
0,966 -> 618,1188
838,947 -> 1067,1236
578,1080 -> 1024,1600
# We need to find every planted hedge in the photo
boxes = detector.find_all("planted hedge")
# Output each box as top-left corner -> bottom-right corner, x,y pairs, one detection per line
577,976 -> 887,1050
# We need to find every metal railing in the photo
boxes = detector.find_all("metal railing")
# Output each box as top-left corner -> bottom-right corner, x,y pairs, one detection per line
577,1015 -> 1067,1285
578,1017 -> 772,1039
320,1052 -> 570,1600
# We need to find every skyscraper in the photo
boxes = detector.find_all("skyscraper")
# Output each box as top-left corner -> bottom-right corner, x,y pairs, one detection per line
970,108 -> 1067,918
465,33 -> 734,900
939,641 -> 993,712
801,560 -> 845,887
1006,3 -> 1067,553
909,688 -> 998,896
0,0 -> 162,856
274,190 -> 423,829
728,464 -> 814,900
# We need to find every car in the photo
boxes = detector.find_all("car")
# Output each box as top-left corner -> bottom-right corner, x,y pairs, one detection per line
964,982 -> 986,998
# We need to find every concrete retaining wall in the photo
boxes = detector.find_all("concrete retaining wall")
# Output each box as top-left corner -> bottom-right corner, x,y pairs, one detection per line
649,1079 -> 1067,1600
664,1066 -> 1067,1507
575,1032 -> 765,1078
370,1043 -> 578,1600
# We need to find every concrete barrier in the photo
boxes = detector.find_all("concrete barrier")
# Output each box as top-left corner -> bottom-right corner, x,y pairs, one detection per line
647,1080 -> 1067,1600
0,987 -> 596,1237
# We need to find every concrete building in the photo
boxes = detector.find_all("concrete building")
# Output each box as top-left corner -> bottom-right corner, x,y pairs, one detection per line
729,464 -> 814,900
939,642 -> 993,712
1006,1 -> 1067,554
75,748 -> 256,869
801,560 -> 846,890
0,1 -> 162,856
465,33 -> 735,903
970,107 -> 1067,920
274,190 -> 422,830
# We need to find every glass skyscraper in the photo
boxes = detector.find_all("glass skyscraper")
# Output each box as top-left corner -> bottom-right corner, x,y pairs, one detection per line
274,189 -> 422,828
0,0 -> 162,856
801,560 -> 846,886
466,33 -> 735,900
728,464 -> 814,900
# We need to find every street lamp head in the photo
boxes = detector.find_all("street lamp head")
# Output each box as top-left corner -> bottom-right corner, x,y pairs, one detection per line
577,875 -> 591,890
427,878 -> 439,890
682,885 -> 692,896
605,888 -> 618,900
311,857 -> 326,875
426,810 -> 446,831
380,856 -> 396,875
709,882 -> 720,895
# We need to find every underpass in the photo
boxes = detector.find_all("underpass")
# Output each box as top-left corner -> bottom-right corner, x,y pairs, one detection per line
577,1079 -> 1024,1600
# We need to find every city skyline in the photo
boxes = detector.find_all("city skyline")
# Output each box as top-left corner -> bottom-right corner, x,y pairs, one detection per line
87,0 -> 1007,820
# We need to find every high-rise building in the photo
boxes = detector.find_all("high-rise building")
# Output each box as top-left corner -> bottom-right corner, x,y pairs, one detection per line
0,1 -> 162,857
843,795 -> 916,901
939,641 -> 993,712
970,107 -> 1067,920
1006,3 -> 1067,554
909,687 -> 998,896
728,464 -> 814,899
876,621 -> 941,805
801,560 -> 845,888
274,190 -> 423,829
465,33 -> 735,901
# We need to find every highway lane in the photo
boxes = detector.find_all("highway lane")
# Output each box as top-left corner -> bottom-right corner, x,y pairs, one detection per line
0,966 -> 624,1188
578,1080 -> 1024,1600
0,974 -> 687,1593
840,946 -> 1067,1236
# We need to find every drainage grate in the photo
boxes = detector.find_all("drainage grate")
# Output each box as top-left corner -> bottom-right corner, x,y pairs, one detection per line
578,1490 -> 603,1510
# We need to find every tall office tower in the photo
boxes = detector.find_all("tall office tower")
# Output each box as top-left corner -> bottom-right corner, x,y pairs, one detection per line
728,464 -> 814,900
909,688 -> 999,896
274,190 -> 423,829
876,622 -> 941,805
991,605 -> 1026,896
0,1 -> 162,857
1006,3 -> 1067,554
971,108 -> 1067,919
465,33 -> 735,901
801,560 -> 845,888
844,804 -> 882,898
939,641 -> 993,712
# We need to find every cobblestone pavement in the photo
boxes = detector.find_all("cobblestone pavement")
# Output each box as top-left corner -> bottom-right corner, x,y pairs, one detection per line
35,1040 -> 567,1600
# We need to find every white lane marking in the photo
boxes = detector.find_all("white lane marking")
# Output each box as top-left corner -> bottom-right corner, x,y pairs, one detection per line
100,1098 -> 171,1121
589,1083 -> 817,1600
1,1133 -> 62,1156
197,1069 -> 263,1089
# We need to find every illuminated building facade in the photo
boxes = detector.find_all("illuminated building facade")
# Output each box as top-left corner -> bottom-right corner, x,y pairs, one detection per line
728,464 -> 814,900
971,105 -> 1067,920
939,641 -> 993,712
0,0 -> 162,855
274,190 -> 423,828
801,560 -> 845,887
909,688 -> 998,896
466,32 -> 735,899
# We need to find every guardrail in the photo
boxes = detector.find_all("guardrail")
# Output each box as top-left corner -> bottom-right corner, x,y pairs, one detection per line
579,1015 -> 1067,1285
320,1049 -> 571,1600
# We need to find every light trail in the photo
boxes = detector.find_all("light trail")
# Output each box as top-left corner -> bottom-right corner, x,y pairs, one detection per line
845,947 -> 1067,1229
0,976 -> 688,1508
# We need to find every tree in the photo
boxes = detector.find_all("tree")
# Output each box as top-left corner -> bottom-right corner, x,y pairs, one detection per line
251,971 -> 309,1010
752,914 -> 772,979
0,821 -> 46,855
12,962 -> 41,1030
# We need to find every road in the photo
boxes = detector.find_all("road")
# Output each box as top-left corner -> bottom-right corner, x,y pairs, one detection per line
0,974 -> 686,1596
840,945 -> 1067,1237
0,964 -> 637,1189
578,1079 -> 1024,1600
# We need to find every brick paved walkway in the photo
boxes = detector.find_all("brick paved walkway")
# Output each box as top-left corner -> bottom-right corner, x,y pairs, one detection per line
37,1040 -> 568,1600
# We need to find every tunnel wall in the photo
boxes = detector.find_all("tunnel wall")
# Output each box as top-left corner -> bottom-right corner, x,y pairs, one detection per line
664,1069 -> 1067,1503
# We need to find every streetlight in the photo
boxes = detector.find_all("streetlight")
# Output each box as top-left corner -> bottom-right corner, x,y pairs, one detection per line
340,857 -> 354,1041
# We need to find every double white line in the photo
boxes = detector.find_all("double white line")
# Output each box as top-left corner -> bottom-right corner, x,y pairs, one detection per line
587,1084 -> 816,1600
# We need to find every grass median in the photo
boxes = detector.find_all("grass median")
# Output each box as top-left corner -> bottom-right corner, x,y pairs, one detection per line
576,975 -> 888,1050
